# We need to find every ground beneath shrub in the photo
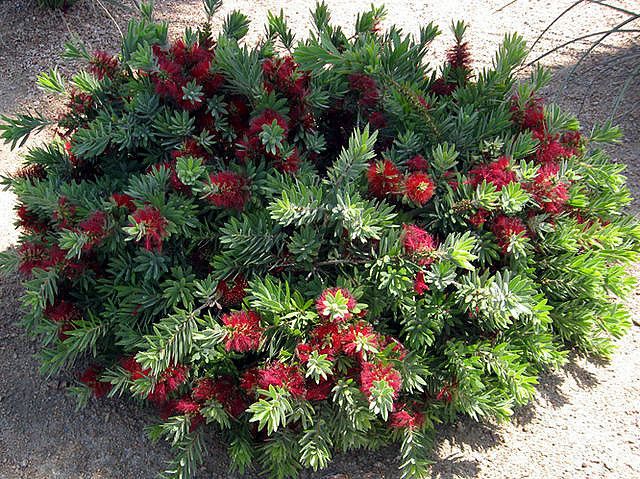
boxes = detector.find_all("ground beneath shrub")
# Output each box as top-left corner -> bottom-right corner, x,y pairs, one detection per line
0,1 -> 638,478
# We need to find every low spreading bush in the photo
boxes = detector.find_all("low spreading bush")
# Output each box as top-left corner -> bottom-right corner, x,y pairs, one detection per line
1,1 -> 638,478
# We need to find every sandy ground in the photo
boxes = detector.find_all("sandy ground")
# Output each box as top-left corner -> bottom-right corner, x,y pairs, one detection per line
0,1 -> 638,478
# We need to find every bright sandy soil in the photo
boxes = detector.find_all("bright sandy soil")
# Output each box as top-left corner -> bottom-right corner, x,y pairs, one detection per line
0,1 -> 638,478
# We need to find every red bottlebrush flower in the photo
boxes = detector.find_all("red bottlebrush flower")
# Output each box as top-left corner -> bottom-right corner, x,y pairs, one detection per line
162,364 -> 189,392
447,42 -> 472,72
53,196 -> 77,230
430,77 -> 456,96
512,96 -> 545,133
360,361 -> 402,399
89,50 -> 119,80
468,208 -> 490,228
275,147 -> 300,174
348,73 -> 380,108
221,310 -> 263,353
389,406 -> 424,430
150,161 -> 191,194
315,287 -> 358,322
491,215 -> 527,254
404,172 -> 435,206
206,171 -> 249,209
130,206 -> 169,252
45,300 -> 79,323
13,163 -> 47,183
414,271 -> 429,295
262,56 -> 310,101
78,211 -> 108,250
120,356 -> 150,381
305,378 -> 334,401
402,224 -> 438,266
174,396 -> 201,415
526,163 -> 570,215
240,367 -> 261,395
79,365 -> 112,398
560,131 -> 584,157
341,321 -> 381,359
216,275 -> 248,306
171,138 -> 208,161
534,131 -> 570,165
468,156 -> 516,191
192,378 -> 216,402
18,243 -> 66,275
16,205 -> 47,233
367,159 -> 402,198
368,111 -> 387,130
436,384 -> 454,403
249,109 -> 289,137
111,193 -> 136,212
407,154 -> 429,172
257,361 -> 306,398
295,343 -> 313,363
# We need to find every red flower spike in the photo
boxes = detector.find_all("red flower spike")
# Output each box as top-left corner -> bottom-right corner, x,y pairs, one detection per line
315,287 -> 358,322
79,365 -> 113,398
414,271 -> 429,295
367,159 -> 402,198
491,215 -> 528,254
111,193 -> 136,212
348,73 -> 380,108
404,172 -> 435,206
402,224 -> 438,266
216,275 -> 249,306
221,310 -> 264,353
467,156 -> 516,191
89,51 -> 119,80
407,154 -> 429,172
206,171 -> 249,210
468,208 -> 490,228
341,321 -> 381,359
360,361 -> 402,399
389,406 -> 425,430
130,206 -> 169,252
257,361 -> 306,398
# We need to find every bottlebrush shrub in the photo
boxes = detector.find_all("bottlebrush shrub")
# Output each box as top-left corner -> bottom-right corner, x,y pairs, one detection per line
1,1 -> 639,478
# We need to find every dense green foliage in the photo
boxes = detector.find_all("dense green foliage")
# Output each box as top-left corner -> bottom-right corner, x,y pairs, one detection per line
1,1 -> 638,478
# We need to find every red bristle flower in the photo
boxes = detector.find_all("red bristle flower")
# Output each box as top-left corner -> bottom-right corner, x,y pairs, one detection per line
248,109 -> 289,137
430,77 -> 456,96
130,206 -> 169,252
216,275 -> 248,306
402,224 -> 438,266
14,163 -> 47,183
341,321 -> 381,359
315,287 -> 358,322
468,156 -> 516,190
45,300 -> 79,323
534,131 -> 570,165
192,378 -> 216,402
89,50 -> 119,80
19,243 -> 66,275
257,361 -> 306,398
389,406 -> 425,430
360,361 -> 402,399
239,367 -> 261,395
174,397 -> 201,415
560,131 -> 584,157
368,111 -> 387,130
367,159 -> 402,198
407,154 -> 429,172
413,271 -> 429,295
468,208 -> 490,228
120,356 -> 150,381
78,211 -> 108,250
276,147 -> 300,174
53,196 -> 77,230
511,96 -> 545,133
221,310 -> 264,353
526,163 -> 570,215
210,376 -> 247,417
206,171 -> 249,209
447,42 -> 472,71
16,205 -> 47,233
111,193 -> 136,212
162,364 -> 189,392
348,73 -> 380,108
404,172 -> 435,206
305,378 -> 334,402
79,365 -> 112,398
491,215 -> 528,254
